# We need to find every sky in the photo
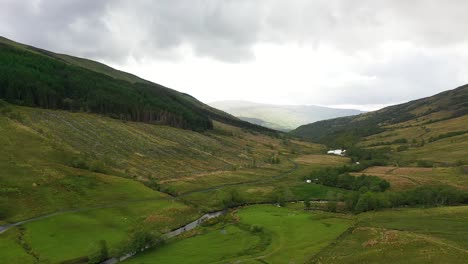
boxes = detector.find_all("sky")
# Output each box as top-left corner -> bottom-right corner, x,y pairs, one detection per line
1,0 -> 468,111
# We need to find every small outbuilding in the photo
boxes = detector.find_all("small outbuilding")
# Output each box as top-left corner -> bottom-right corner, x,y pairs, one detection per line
327,149 -> 346,156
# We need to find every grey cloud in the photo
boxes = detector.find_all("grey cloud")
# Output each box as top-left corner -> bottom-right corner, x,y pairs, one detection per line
2,0 -> 468,62
1,0 -> 468,107
303,51 -> 467,106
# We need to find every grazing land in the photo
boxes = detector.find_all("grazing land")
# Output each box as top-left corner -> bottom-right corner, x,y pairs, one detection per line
125,205 -> 353,264
310,206 -> 468,264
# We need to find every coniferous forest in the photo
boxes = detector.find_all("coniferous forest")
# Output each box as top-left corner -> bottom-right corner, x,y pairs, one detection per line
0,43 -> 213,131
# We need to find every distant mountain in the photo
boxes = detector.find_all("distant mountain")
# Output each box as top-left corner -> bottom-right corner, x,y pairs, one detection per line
0,36 -> 274,133
209,100 -> 363,131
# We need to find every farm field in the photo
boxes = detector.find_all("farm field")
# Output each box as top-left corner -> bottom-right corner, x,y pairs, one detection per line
124,205 -> 353,264
310,206 -> 468,264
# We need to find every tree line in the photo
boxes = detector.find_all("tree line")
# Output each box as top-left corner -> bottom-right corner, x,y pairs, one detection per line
344,185 -> 468,213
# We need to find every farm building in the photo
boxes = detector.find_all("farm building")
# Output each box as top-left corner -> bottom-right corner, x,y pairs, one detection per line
327,149 -> 346,156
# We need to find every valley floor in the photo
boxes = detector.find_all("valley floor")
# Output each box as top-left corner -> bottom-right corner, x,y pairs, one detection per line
1,105 -> 467,263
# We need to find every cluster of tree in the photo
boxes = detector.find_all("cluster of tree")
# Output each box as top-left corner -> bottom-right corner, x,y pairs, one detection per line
345,147 -> 390,165
87,240 -> 109,264
428,130 -> 468,143
116,227 -> 165,258
0,43 -> 212,131
367,138 -> 408,147
344,185 -> 468,213
222,189 -> 246,208
272,185 -> 294,206
307,167 -> 391,192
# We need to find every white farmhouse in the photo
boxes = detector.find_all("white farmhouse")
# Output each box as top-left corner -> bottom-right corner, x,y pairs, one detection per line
327,149 -> 346,156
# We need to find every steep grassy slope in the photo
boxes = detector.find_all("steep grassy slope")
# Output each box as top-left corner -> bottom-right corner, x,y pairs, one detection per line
210,100 -> 363,131
0,102 -> 318,263
292,85 -> 468,148
0,103 -> 302,222
0,36 -> 273,132
292,85 -> 468,166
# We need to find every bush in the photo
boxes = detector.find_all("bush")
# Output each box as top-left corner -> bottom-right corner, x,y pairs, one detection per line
396,145 -> 409,152
87,240 -> 108,264
70,156 -> 88,170
272,186 -> 293,206
117,229 -> 164,257
70,155 -> 107,173
326,201 -> 337,212
222,190 -> 245,208
416,160 -> 434,168
250,225 -> 263,233
89,160 -> 106,173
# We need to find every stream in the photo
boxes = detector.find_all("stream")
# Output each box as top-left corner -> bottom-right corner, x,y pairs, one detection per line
102,210 -> 227,264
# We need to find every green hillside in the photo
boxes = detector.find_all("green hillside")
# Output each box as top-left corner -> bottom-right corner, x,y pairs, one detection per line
0,36 -> 273,133
0,102 -> 323,263
1,36 -> 467,264
291,85 -> 468,160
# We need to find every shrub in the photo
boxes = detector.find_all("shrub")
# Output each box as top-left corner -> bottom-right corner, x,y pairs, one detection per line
222,189 -> 245,208
70,157 -> 89,170
396,145 -> 409,152
87,240 -> 108,264
89,160 -> 106,173
117,229 -> 164,257
250,225 -> 263,233
416,160 -> 434,168
326,201 -> 337,212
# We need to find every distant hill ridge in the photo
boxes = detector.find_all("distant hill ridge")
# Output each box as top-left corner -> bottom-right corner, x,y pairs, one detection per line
209,100 -> 363,131
291,84 -> 468,149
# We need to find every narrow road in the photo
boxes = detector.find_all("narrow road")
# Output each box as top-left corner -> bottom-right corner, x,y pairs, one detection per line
0,159 -> 299,234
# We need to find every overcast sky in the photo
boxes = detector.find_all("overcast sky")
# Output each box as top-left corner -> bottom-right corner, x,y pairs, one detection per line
2,0 -> 468,110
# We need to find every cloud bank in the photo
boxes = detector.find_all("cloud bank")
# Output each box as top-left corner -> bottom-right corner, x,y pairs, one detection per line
2,0 -> 468,109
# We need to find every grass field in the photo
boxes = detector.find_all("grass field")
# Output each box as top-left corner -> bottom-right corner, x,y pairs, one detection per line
125,205 -> 353,264
177,159 -> 351,212
294,154 -> 351,166
0,198 -> 198,263
352,166 -> 468,191
310,206 -> 468,264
